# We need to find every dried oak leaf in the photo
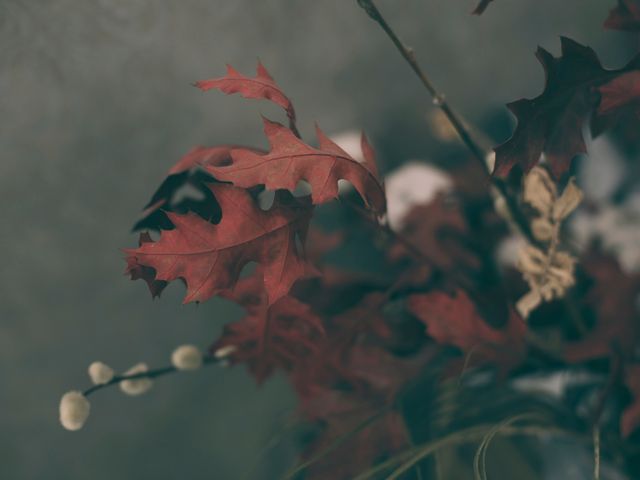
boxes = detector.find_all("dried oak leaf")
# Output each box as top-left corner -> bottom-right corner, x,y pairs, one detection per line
389,193 -> 481,273
494,37 -> 640,179
195,62 -> 296,126
594,70 -> 640,136
211,275 -> 324,383
132,145 -> 262,231
408,289 -> 527,370
203,118 -> 386,214
604,0 -> 640,31
296,342 -> 433,479
125,183 -> 316,305
124,232 -> 168,298
564,252 -> 640,363
299,390 -> 409,480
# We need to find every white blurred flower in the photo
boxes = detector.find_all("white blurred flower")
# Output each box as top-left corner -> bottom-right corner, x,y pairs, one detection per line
213,345 -> 237,359
87,361 -> 114,385
571,201 -> 640,273
330,130 -> 366,196
496,234 -> 527,269
330,130 -> 364,164
119,363 -> 153,396
171,345 -> 203,371
214,345 -> 237,367
59,391 -> 90,431
384,162 -> 452,229
579,135 -> 626,202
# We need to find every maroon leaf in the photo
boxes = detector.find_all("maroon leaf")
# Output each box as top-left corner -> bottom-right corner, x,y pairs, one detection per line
604,0 -> 640,31
389,193 -> 481,273
598,70 -> 640,117
125,183 -> 317,305
300,392 -> 409,480
408,289 -> 527,370
195,62 -> 296,126
211,281 -> 324,383
124,232 -> 168,298
203,118 -> 386,214
564,252 -> 640,363
494,37 -> 640,178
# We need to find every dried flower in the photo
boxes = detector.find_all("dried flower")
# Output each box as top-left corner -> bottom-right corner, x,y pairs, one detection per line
213,344 -> 237,359
171,345 -> 203,371
88,361 -> 114,385
385,162 -> 452,229
516,168 -> 582,318
516,244 -> 577,318
552,178 -> 583,221
531,217 -> 554,242
59,391 -> 90,431
523,167 -> 556,217
119,363 -> 153,396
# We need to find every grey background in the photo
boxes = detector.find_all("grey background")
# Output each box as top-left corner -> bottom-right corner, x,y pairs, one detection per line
0,1 -> 628,479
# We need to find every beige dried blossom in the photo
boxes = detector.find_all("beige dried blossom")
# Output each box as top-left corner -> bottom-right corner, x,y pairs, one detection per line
171,345 -> 203,371
552,178 -> 583,222
515,167 -> 582,319
59,391 -> 90,431
523,167 -> 557,217
119,363 -> 153,396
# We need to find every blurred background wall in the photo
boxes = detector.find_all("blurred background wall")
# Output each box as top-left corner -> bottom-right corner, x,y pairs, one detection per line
0,1 -> 629,478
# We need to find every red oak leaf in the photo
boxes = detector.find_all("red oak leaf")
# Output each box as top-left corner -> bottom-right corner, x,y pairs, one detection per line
203,118 -> 386,214
604,0 -> 640,31
473,0 -> 494,15
389,193 -> 481,274
622,363 -> 640,438
408,289 -> 527,370
597,70 -> 640,124
133,145 -> 266,231
124,232 -> 168,298
194,62 -> 296,127
299,390 -> 409,480
494,37 -> 640,179
211,285 -> 324,383
295,343 -> 433,479
564,252 -> 640,363
125,183 -> 316,305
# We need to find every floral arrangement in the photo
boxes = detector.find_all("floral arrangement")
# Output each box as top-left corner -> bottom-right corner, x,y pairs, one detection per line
59,1 -> 640,478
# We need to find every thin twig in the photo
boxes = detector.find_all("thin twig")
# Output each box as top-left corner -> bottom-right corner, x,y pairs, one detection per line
83,355 -> 220,397
355,0 -> 534,242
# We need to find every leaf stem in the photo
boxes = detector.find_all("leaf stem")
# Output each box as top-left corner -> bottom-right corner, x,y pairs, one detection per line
82,355 -> 220,397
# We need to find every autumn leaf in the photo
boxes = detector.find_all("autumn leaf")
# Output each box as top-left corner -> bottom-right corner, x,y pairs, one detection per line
211,277 -> 324,383
203,118 -> 386,214
564,252 -> 640,363
299,390 -> 409,480
132,145 -> 257,231
124,232 -> 168,298
125,183 -> 317,305
389,193 -> 481,274
408,289 -> 527,370
604,0 -> 640,31
597,70 -> 640,119
195,61 -> 296,128
494,37 -> 640,178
